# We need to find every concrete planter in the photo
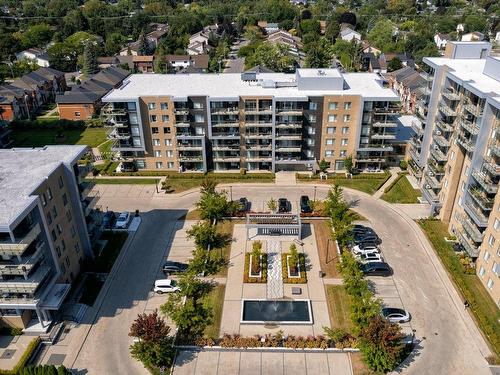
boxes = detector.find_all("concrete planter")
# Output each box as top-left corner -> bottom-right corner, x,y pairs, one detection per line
286,255 -> 301,279
249,255 -> 263,278
175,345 -> 360,353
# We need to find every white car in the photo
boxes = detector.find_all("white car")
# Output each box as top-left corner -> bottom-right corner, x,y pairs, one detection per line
115,211 -> 131,229
153,279 -> 180,294
351,244 -> 379,256
381,308 -> 411,323
355,252 -> 383,263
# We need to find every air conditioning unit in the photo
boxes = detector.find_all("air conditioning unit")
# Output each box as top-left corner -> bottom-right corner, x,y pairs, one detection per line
434,145 -> 439,150
426,184 -> 431,189
429,172 -> 434,177
435,130 -> 441,136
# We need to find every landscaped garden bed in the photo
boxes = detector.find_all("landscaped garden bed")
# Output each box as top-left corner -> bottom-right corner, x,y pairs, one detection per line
244,241 -> 267,283
282,244 -> 307,283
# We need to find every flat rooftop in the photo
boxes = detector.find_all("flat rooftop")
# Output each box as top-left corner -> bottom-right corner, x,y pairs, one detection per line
0,146 -> 87,229
103,69 -> 399,101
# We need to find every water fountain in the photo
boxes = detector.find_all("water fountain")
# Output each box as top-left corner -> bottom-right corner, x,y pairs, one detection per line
241,299 -> 313,324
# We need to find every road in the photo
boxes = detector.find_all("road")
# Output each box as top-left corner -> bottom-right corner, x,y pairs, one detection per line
66,184 -> 491,375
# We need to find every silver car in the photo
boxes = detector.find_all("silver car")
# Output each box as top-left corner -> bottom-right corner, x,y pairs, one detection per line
381,307 -> 411,323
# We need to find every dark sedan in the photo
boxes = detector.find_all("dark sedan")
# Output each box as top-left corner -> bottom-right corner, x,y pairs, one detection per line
360,262 -> 392,276
162,261 -> 189,275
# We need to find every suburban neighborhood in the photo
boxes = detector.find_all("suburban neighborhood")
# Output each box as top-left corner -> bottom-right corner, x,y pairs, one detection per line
0,0 -> 499,374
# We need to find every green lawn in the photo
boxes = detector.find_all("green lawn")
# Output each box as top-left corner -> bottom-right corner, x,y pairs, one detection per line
97,139 -> 113,159
212,220 -> 238,277
203,284 -> 226,339
162,178 -> 273,194
419,219 -> 500,361
299,173 -> 390,195
325,285 -> 353,331
88,178 -> 159,185
11,127 -> 108,148
381,174 -> 421,203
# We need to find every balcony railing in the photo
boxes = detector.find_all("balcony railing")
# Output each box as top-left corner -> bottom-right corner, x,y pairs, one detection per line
276,108 -> 303,115
372,121 -> 398,128
245,108 -> 273,115
177,144 -> 203,151
174,109 -> 189,115
0,265 -> 50,294
460,215 -> 484,243
438,103 -> 457,117
275,146 -> 301,152
424,172 -> 441,189
371,134 -> 396,140
468,187 -> 494,211
483,161 -> 500,176
463,103 -> 484,117
471,170 -> 498,194
434,134 -> 450,148
0,242 -> 45,276
411,121 -> 424,136
275,134 -> 302,140
0,223 -> 41,255
427,162 -> 445,176
212,145 -> 240,151
245,122 -> 273,127
212,122 -> 239,128
422,185 -> 440,204
490,145 -> 500,157
430,147 -> 447,162
211,107 -> 239,115
175,122 -> 190,127
245,133 -> 272,139
459,120 -> 480,135
213,157 -> 240,162
464,202 -> 489,227
456,135 -> 475,153
276,123 -> 302,128
442,90 -> 460,101
246,144 -> 272,151
211,132 -> 240,137
246,156 -> 273,162
179,156 -> 203,162
457,231 -> 480,257
435,120 -> 453,133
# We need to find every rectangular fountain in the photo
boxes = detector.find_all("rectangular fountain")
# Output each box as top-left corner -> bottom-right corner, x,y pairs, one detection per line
240,299 -> 313,325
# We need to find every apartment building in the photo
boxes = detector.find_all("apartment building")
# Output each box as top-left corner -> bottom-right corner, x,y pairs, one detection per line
101,69 -> 401,173
0,146 -> 94,329
415,41 -> 500,304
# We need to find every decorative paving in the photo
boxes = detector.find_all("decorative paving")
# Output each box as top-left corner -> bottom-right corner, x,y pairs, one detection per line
266,240 -> 284,299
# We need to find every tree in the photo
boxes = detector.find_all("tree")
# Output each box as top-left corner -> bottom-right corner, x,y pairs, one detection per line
200,178 -> 218,194
129,310 -> 171,343
288,243 -> 299,273
196,189 -> 237,222
186,221 -> 219,249
130,337 -> 176,369
359,316 -> 405,372
19,365 -> 71,375
344,155 -> 353,173
14,23 -> 53,49
319,159 -> 329,173
154,44 -> 167,74
137,31 -> 149,55
267,198 -> 277,213
367,19 -> 396,53
387,57 -> 403,72
339,12 -> 357,26
300,19 -> 321,36
105,33 -> 127,56
82,40 -> 98,76
305,38 -> 333,68
247,42 -> 296,72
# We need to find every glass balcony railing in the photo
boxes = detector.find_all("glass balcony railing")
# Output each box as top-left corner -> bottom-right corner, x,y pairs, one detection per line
0,223 -> 41,255
471,170 -> 499,194
460,215 -> 484,243
456,135 -> 475,153
464,202 -> 489,227
468,187 -> 494,211
457,231 -> 480,257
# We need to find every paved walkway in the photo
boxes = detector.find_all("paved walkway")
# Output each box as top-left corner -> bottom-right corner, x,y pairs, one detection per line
373,168 -> 400,199
266,241 -> 283,299
275,171 -> 296,186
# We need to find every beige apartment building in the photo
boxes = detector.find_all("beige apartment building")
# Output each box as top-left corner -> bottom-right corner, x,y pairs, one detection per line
0,146 -> 95,329
415,41 -> 500,303
101,68 -> 406,173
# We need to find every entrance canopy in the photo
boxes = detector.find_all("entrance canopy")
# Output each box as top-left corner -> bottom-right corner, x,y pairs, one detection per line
245,213 -> 302,239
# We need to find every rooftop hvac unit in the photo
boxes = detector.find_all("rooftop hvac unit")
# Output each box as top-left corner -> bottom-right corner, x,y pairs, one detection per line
435,130 -> 441,136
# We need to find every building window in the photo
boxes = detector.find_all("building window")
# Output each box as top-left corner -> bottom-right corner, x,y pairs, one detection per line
74,111 -> 81,117
167,162 -> 174,168
328,114 -> 337,123
450,151 -> 455,160
150,114 -> 157,122
444,179 -> 448,188
56,246 -> 61,257
52,206 -> 57,218
307,139 -> 315,146
327,127 -> 336,134
75,243 -> 80,253
307,127 -> 316,135
341,139 -> 348,146
487,278 -> 494,290
328,102 -> 338,110
342,127 -> 349,134
494,218 -> 500,231
160,103 -> 168,110
162,115 -> 169,122
343,114 -> 351,122
62,193 -> 68,206
339,150 -> 347,157
42,193 -> 47,206
58,176 -> 64,188
344,102 -> 352,110
335,160 -> 345,170
152,127 -> 159,134
153,139 -> 160,146
65,256 -> 70,267
193,102 -> 203,109
71,226 -> 76,238
465,166 -> 469,176
195,127 -> 205,135
163,127 -> 171,134
479,266 -> 485,277
148,103 -> 156,110
484,251 -> 490,262
488,234 -> 495,246
56,224 -> 62,235
461,182 -> 465,192
326,139 -> 334,146
154,150 -> 161,157
60,263 -> 66,274
61,239 -> 66,251
309,102 -> 317,110
51,229 -> 57,241
194,114 -> 204,123
308,114 -> 316,123
492,262 -> 498,276
166,150 -> 173,157
325,150 -> 333,157
66,210 -> 72,222
46,212 -> 52,225
306,150 -> 314,157
156,162 -> 163,169
165,139 -> 172,146
458,196 -> 463,207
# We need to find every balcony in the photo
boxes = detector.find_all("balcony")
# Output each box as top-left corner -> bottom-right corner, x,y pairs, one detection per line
0,223 -> 41,255
456,135 -> 475,153
245,108 -> 273,115
79,181 -> 95,199
179,156 -> 203,162
275,146 -> 301,152
459,120 -> 480,135
245,133 -> 272,139
419,71 -> 433,81
211,132 -> 240,138
245,122 -> 273,127
177,144 -> 203,151
101,105 -> 127,116
211,107 -> 239,115
464,202 -> 489,227
435,120 -> 453,133
491,145 -> 500,157
213,157 -> 240,162
174,109 -> 189,115
0,242 -> 45,276
372,121 -> 398,128
371,133 -> 396,140
438,103 -> 457,117
357,145 -> 394,152
82,193 -> 99,217
0,265 -> 51,294
175,122 -> 190,127
427,162 -> 445,176
442,90 -> 460,101
356,157 -> 386,163
468,187 -> 494,211
457,231 -> 480,257
471,170 -> 498,194
212,145 -> 240,151
276,123 -> 302,129
246,156 -> 273,162
411,121 -> 424,136
275,134 -> 302,140
422,185 -> 440,204
434,134 -> 450,148
430,147 -> 447,162
460,215 -> 484,243
212,122 -> 239,128
246,144 -> 272,151
483,161 -> 500,176
373,106 -> 401,114
424,172 -> 441,189
463,103 -> 483,117
108,129 -> 131,140
276,108 -> 303,116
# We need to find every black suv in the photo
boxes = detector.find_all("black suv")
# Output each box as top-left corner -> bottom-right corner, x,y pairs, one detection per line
300,195 -> 311,213
162,261 -> 189,275
360,262 -> 392,276
278,198 -> 290,213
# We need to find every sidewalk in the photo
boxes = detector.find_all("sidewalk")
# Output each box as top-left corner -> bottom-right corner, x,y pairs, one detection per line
373,168 -> 400,199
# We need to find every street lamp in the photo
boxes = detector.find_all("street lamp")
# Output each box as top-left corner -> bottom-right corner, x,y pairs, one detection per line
230,185 -> 233,201
313,185 -> 317,201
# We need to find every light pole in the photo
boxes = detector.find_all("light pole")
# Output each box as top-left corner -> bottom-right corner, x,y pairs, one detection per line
313,185 -> 317,202
230,185 -> 233,201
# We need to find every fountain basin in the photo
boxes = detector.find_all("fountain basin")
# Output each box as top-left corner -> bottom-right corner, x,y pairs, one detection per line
241,299 -> 313,324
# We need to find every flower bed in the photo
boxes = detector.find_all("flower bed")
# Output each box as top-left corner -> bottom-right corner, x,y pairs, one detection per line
282,253 -> 307,283
243,253 -> 267,283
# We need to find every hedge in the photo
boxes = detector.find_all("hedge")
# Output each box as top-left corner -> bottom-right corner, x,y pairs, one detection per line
105,171 -> 274,179
0,337 -> 41,375
297,172 -> 390,180
243,253 -> 268,283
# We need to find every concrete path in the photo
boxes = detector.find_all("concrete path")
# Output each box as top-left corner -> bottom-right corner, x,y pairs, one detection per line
373,168 -> 400,199
275,171 -> 296,185
172,349 -> 353,375
266,241 -> 283,299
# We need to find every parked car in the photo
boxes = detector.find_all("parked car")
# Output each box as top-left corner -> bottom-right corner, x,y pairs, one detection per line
381,307 -> 411,323
300,195 -> 311,213
238,197 -> 250,212
115,211 -> 131,229
353,233 -> 380,245
355,252 -> 383,263
162,261 -> 189,275
360,262 -> 392,276
278,198 -> 291,213
351,244 -> 379,256
153,279 -> 180,294
353,225 -> 376,235
102,211 -> 115,229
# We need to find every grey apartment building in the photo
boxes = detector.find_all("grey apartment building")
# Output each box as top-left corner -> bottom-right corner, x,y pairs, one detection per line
101,68 -> 404,173
0,146 -> 94,330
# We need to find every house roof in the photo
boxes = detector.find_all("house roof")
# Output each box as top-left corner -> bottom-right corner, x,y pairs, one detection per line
340,28 -> 360,37
147,28 -> 168,41
132,55 -> 154,62
436,33 -> 451,40
386,66 -> 426,93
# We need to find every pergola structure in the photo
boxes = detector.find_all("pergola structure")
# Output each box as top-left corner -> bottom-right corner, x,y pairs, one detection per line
245,213 -> 302,240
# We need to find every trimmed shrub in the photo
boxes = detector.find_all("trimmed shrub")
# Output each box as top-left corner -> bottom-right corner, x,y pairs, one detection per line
243,253 -> 267,283
0,337 -> 41,375
282,253 -> 307,283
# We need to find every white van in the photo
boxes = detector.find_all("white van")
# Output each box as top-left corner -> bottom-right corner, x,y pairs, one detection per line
153,279 -> 180,294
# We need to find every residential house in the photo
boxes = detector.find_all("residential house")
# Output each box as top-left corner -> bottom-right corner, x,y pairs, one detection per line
267,30 -> 305,59
362,53 -> 383,73
165,55 -> 209,72
56,67 -> 129,121
146,24 -> 168,50
462,32 -> 485,42
456,23 -> 465,33
187,25 -> 218,55
132,56 -> 154,73
340,27 -> 361,42
15,48 -> 50,68
362,42 -> 382,56
119,42 -> 140,56
434,33 -> 451,49
384,66 -> 426,114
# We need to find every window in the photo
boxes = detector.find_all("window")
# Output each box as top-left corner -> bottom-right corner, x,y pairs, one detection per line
307,127 -> 316,135
56,224 -> 62,235
56,246 -> 61,257
155,162 -> 163,169
62,193 -> 68,206
163,127 -> 171,134
195,127 -> 205,135
52,206 -> 57,218
328,102 -> 338,110
479,266 -> 485,277
450,150 -> 455,160
47,212 -> 52,225
148,103 -> 156,110
335,160 -> 345,170
162,115 -> 169,122
166,150 -> 173,157
160,103 -> 168,110
444,179 -> 448,188
309,102 -> 317,110
61,239 -> 66,251
308,114 -> 316,123
325,150 -> 333,157
492,262 -> 498,275
193,102 -> 203,109
58,176 -> 64,188
75,243 -> 80,253
328,114 -> 337,123
194,114 -> 204,123
340,150 -> 347,157
51,229 -> 57,241
42,193 -> 47,206
60,263 -> 66,274
341,139 -> 348,146
487,278 -> 494,290
66,210 -> 72,222
484,251 -> 490,261
74,111 -> 81,117
458,196 -> 463,207
165,139 -> 172,146
326,139 -> 334,146
168,162 -> 175,169
488,234 -> 495,246
307,139 -> 315,146
65,256 -> 70,267
153,139 -> 160,146
150,115 -> 157,122
461,182 -> 465,192
465,166 -> 469,176
494,218 -> 500,231
344,102 -> 352,110
154,150 -> 161,157
152,127 -> 159,134
327,127 -> 336,134
343,114 -> 351,122
306,150 -> 314,157
71,226 -> 76,238
342,127 -> 349,134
